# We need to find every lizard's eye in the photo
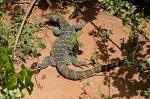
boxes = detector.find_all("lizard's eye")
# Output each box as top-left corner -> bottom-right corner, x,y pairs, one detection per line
36,64 -> 42,69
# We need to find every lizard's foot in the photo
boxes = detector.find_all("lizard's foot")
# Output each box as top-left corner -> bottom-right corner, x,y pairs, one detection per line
69,55 -> 88,69
74,61 -> 88,69
36,63 -> 48,69
36,56 -> 56,69
72,19 -> 85,31
78,61 -> 87,66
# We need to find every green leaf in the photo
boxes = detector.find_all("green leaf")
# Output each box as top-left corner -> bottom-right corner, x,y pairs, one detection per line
20,52 -> 26,60
90,53 -> 99,64
8,36 -> 15,46
36,37 -> 46,49
78,41 -> 84,48
5,61 -> 14,74
71,30 -> 84,55
145,88 -> 150,98
0,0 -> 4,3
1,54 -> 9,64
16,73 -> 25,91
71,31 -> 83,45
122,17 -> 132,26
23,46 -> 31,56
75,31 -> 83,38
18,68 -> 33,92
4,74 -> 17,90
3,47 -> 12,55
32,47 -> 38,57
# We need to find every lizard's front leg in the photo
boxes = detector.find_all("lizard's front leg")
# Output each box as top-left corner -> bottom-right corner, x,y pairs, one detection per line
37,56 -> 56,69
49,26 -> 63,36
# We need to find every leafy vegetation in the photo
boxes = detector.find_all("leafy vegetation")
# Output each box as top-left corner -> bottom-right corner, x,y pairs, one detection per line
0,0 -> 12,8
0,88 -> 22,99
0,47 -> 33,96
0,4 -> 45,98
99,0 -> 149,40
145,88 -> 150,98
90,53 -> 99,64
0,0 -> 4,3
0,5 -> 45,59
98,0 -> 150,97
71,30 -> 84,55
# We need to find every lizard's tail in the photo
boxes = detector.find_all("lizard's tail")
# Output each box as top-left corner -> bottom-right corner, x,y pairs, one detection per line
56,59 -> 125,80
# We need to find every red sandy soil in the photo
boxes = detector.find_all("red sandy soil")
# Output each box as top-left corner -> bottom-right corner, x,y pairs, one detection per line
22,5 -> 150,99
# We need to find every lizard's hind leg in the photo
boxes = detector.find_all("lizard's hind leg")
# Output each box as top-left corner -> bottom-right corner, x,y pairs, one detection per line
72,19 -> 85,31
69,55 -> 87,69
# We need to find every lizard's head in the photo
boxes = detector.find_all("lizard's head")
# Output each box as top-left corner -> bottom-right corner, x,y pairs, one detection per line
43,12 -> 61,22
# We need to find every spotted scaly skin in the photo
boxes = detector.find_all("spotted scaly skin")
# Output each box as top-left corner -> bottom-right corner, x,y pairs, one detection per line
37,12 -> 125,80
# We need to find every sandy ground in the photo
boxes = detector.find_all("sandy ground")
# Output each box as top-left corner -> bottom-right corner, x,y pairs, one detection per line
22,4 -> 150,99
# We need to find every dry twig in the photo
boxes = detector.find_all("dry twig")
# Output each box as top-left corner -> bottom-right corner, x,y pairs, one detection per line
13,0 -> 37,57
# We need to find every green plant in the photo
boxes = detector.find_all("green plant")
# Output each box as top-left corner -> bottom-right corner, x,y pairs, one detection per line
0,5 -> 47,98
99,0 -> 150,96
0,47 -> 33,93
71,30 -> 84,48
71,30 -> 84,55
0,20 -> 45,59
99,0 -> 150,80
18,22 -> 46,59
99,0 -> 149,40
101,29 -> 112,38
145,88 -> 150,98
135,58 -> 150,79
0,0 -> 13,8
90,53 -> 99,64
0,6 -> 45,59
0,88 -> 22,99
0,5 -> 45,98
0,0 -> 4,3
